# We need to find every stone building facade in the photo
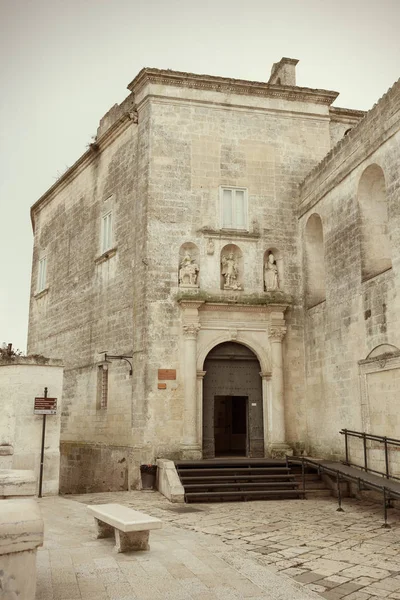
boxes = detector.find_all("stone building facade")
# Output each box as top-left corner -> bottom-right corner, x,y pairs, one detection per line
27,57 -> 400,492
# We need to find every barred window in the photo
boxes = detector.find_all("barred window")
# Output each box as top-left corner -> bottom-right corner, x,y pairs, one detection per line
97,364 -> 108,409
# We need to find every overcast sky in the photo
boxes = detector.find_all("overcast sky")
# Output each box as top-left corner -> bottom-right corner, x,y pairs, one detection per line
1,0 -> 399,352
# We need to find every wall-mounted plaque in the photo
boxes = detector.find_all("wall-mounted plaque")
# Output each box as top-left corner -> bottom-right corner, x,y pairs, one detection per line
158,369 -> 176,380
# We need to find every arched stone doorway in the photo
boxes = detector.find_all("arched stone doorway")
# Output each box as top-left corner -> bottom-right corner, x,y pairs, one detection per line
203,342 -> 264,459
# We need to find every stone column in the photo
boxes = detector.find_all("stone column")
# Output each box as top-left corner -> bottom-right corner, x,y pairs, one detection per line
261,373 -> 271,458
197,370 -> 206,454
181,323 -> 202,459
268,325 -> 292,458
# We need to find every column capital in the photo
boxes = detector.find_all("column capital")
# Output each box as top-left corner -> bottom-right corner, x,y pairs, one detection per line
183,323 -> 201,338
197,370 -> 206,379
259,371 -> 271,381
268,325 -> 287,342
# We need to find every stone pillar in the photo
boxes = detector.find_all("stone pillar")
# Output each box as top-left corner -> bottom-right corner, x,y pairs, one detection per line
197,370 -> 206,454
268,325 -> 292,458
181,323 -> 202,459
261,373 -> 271,458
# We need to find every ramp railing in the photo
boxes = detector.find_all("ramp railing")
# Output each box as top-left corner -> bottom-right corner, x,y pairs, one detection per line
340,429 -> 400,481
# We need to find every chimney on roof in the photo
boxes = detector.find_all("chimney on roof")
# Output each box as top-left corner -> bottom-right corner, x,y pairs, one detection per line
268,57 -> 299,86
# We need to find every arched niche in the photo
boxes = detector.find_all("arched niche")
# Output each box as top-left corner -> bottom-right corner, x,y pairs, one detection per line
305,213 -> 326,308
220,244 -> 243,290
264,248 -> 282,291
366,344 -> 400,360
178,242 -> 200,288
358,164 -> 391,281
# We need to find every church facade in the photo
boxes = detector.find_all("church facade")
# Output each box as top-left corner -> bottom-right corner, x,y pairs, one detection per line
27,58 -> 400,493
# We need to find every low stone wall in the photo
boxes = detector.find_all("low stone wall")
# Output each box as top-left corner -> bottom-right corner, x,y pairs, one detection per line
0,357 -> 63,495
0,469 -> 36,498
156,459 -> 184,503
0,498 -> 44,600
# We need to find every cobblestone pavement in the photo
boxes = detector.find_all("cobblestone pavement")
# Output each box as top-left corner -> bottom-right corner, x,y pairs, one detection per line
68,491 -> 400,600
36,495 -> 320,600
36,492 -> 400,599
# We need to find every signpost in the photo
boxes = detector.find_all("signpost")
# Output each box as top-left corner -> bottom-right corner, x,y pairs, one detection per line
34,387 -> 57,498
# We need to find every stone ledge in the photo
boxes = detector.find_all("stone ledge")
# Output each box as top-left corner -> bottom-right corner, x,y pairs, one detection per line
33,287 -> 49,300
0,355 -> 62,366
176,290 -> 293,307
94,246 -> 118,264
198,227 -> 260,241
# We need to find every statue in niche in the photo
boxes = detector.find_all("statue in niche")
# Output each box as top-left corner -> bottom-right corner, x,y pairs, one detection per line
179,251 -> 199,287
264,252 -> 279,291
221,252 -> 242,290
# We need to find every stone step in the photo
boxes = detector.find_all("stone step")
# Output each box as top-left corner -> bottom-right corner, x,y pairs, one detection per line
184,481 -> 300,490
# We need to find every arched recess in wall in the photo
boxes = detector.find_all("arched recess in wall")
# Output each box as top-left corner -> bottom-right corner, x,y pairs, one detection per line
305,213 -> 326,308
178,242 -> 200,288
264,248 -> 282,291
220,244 -> 243,290
358,164 -> 391,281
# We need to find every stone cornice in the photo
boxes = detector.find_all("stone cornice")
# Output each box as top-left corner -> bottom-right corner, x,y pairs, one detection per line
30,112 -> 137,231
198,227 -> 260,241
176,291 -> 293,307
329,106 -> 366,123
128,68 -> 339,106
202,303 -> 289,313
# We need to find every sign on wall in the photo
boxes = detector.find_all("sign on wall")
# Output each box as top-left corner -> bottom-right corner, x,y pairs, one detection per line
34,397 -> 57,415
158,369 -> 176,380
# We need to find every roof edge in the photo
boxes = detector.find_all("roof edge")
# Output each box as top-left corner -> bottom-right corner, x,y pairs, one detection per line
30,112 -> 136,230
128,67 -> 339,106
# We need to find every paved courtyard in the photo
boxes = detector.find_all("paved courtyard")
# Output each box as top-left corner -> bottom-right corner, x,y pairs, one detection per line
36,491 -> 400,600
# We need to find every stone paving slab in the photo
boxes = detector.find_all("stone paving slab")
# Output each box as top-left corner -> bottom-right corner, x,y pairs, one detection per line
36,495 -> 321,600
68,491 -> 400,599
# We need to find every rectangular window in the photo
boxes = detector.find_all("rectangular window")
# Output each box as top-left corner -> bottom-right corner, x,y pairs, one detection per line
220,187 -> 248,230
97,364 -> 108,409
37,257 -> 47,292
101,211 -> 113,253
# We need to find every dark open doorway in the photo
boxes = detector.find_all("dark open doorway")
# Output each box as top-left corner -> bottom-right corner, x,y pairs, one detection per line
214,395 -> 248,456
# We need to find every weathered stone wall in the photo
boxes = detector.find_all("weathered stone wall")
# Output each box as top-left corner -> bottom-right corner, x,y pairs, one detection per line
27,64 -> 387,492
28,119 -> 139,491
140,84 -> 336,456
299,79 -> 400,465
0,357 -> 63,495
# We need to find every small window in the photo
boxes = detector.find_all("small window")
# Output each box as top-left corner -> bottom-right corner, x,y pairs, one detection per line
220,187 -> 248,230
37,257 -> 47,292
97,364 -> 108,409
101,211 -> 113,253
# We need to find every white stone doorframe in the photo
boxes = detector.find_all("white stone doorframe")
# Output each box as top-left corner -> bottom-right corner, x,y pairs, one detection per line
179,300 -> 292,460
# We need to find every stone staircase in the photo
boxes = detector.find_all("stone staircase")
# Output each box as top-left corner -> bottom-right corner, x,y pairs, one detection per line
175,459 -> 305,503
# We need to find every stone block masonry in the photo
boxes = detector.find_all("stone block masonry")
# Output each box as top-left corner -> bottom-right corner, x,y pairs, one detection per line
28,59 -> 400,493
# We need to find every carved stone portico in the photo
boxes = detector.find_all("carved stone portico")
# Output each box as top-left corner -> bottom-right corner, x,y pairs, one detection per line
178,297 -> 293,460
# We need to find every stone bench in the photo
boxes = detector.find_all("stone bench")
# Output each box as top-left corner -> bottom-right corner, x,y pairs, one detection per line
87,503 -> 162,552
0,498 -> 44,600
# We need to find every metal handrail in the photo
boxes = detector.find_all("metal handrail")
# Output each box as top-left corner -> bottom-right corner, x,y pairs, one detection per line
288,456 -> 399,528
340,428 -> 400,481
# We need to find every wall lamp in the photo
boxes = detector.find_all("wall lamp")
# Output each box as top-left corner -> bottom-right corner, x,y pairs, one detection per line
100,352 -> 133,376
